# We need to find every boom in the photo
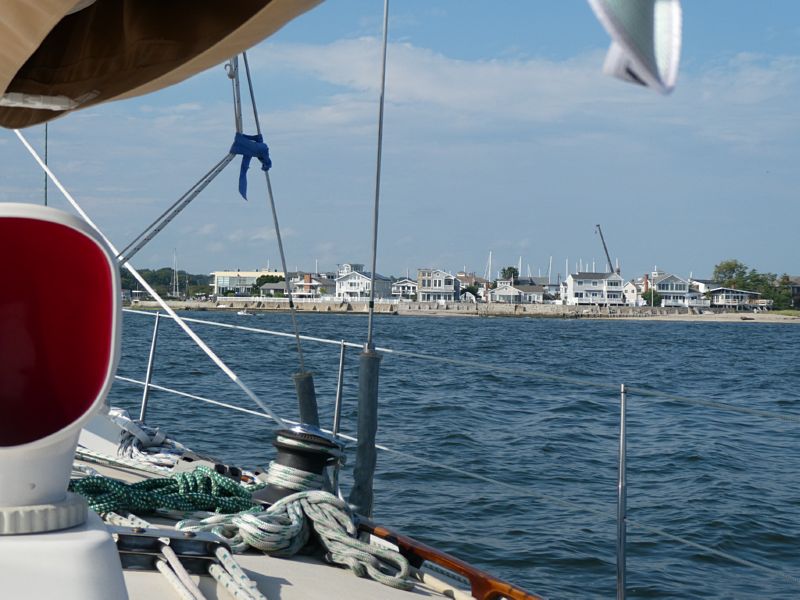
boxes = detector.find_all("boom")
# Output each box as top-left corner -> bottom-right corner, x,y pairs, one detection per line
595,224 -> 619,274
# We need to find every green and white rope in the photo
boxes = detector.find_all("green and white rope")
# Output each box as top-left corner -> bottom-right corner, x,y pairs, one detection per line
265,461 -> 323,492
177,490 -> 414,591
69,465 -> 257,515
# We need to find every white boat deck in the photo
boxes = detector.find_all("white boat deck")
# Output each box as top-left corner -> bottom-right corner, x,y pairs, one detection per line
75,459 -> 465,600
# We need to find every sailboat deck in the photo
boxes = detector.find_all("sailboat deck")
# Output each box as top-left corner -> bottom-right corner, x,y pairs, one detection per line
75,458 -> 459,600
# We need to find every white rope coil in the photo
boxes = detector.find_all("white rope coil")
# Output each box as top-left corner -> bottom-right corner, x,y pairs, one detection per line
177,490 -> 414,591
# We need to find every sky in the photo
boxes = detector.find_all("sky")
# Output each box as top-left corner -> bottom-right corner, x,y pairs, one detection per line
1,1 -> 799,282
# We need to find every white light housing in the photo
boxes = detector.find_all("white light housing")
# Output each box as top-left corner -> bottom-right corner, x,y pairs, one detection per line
588,0 -> 682,94
0,204 -> 120,508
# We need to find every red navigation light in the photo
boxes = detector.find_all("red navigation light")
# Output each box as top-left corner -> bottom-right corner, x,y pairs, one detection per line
0,217 -> 115,447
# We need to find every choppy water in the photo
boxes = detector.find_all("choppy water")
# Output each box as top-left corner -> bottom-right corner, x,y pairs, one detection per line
108,311 -> 800,599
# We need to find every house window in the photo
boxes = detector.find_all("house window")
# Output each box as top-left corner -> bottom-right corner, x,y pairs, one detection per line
592,281 -> 598,286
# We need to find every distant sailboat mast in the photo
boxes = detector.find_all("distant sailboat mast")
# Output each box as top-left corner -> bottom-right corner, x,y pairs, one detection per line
171,248 -> 179,297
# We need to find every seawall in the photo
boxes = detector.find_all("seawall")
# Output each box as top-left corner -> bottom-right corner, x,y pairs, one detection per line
130,300 -> 711,319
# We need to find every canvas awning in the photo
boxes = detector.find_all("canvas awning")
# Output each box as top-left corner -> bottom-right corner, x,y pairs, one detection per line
0,0 -> 321,129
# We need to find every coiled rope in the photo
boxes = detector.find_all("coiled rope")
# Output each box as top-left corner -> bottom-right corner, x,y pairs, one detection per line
69,465 -> 257,515
177,490 -> 414,591
71,465 -> 413,591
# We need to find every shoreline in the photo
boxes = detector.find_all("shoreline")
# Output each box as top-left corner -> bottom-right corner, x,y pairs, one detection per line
129,300 -> 800,324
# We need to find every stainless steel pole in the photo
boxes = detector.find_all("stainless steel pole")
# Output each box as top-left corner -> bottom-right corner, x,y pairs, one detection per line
333,340 -> 346,437
617,383 -> 628,600
331,340 -> 347,496
139,312 -> 161,421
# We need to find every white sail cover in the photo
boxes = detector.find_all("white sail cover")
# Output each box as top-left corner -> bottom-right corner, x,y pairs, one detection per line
588,0 -> 682,94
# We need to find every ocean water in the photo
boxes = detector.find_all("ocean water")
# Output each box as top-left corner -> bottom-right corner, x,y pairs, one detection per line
108,310 -> 800,599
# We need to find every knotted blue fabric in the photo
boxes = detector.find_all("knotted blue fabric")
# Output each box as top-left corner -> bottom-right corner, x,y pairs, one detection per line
230,132 -> 272,199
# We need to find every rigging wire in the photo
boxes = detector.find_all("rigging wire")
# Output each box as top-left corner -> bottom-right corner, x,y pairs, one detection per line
114,371 -> 800,589
13,129 -> 287,430
366,0 -> 390,350
237,52 -> 307,373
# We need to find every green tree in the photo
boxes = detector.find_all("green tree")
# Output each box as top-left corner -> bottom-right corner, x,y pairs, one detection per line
463,284 -> 479,297
255,275 -> 285,286
642,288 -> 662,307
711,259 -> 793,309
500,266 -> 518,282
712,259 -> 748,288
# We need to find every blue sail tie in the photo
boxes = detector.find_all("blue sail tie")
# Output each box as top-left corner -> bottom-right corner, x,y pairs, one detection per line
230,132 -> 272,199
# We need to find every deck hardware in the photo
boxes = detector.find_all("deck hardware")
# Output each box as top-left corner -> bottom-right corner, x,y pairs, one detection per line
253,426 -> 345,505
111,526 -> 229,574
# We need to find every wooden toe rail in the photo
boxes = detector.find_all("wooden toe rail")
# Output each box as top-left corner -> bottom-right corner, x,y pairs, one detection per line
358,519 -> 543,600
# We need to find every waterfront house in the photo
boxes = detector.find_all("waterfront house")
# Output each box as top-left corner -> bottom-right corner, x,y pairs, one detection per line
289,272 -> 336,298
708,287 -> 763,309
259,282 -> 285,297
488,284 -> 545,304
211,268 -> 284,296
564,272 -> 625,306
417,268 -> 461,302
653,272 -> 690,307
335,263 -> 391,300
391,278 -> 417,300
623,281 -> 645,307
788,276 -> 800,308
455,272 -> 489,289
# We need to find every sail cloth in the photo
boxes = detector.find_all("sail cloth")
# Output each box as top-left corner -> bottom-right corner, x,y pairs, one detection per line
0,0 -> 322,129
588,0 -> 682,94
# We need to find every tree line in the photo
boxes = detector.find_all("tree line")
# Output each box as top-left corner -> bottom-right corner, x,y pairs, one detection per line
712,259 -> 795,309
120,268 -> 212,298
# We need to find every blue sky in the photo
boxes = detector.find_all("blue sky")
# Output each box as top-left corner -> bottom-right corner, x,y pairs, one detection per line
1,1 -> 799,281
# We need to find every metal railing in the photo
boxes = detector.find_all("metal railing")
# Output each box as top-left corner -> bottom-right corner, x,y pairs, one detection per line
117,308 -> 800,597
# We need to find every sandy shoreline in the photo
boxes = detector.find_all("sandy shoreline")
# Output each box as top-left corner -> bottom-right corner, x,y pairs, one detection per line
132,300 -> 800,324
623,312 -> 800,324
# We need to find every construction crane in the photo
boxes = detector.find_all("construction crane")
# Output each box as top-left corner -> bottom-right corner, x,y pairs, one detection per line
595,224 -> 620,274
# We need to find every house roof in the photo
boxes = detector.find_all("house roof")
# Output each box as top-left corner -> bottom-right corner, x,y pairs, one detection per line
335,270 -> 390,282
653,273 -> 688,284
708,287 -> 761,296
516,284 -> 545,293
571,272 -> 620,280
392,278 -> 417,286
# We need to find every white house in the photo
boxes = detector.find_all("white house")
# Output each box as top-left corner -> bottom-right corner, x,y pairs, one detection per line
417,268 -> 460,302
564,272 -> 625,305
335,263 -> 391,300
489,284 -> 545,304
290,273 -> 336,298
211,268 -> 284,296
391,278 -> 417,299
652,272 -> 691,307
623,281 -> 645,307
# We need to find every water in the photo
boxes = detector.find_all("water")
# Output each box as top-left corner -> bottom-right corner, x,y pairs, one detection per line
108,311 -> 800,599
